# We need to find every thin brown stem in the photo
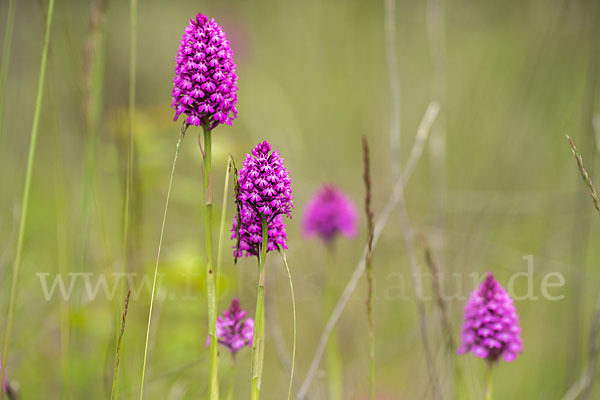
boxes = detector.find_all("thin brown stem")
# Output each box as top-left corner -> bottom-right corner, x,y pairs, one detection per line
567,136 -> 600,213
362,136 -> 375,400
111,290 -> 132,400
424,247 -> 455,355
425,246 -> 462,399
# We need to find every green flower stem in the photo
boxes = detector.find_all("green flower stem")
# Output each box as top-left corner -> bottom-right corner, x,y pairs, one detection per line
485,366 -> 493,400
251,218 -> 269,400
0,0 -> 55,397
203,126 -> 219,400
139,124 -> 187,400
226,357 -> 237,400
280,252 -> 297,400
452,356 -> 465,400
325,248 -> 342,400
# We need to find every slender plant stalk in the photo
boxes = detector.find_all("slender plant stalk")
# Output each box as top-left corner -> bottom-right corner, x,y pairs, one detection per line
226,357 -> 237,400
49,52 -> 71,398
216,155 -> 234,303
79,13 -> 114,387
281,252 -> 297,400
388,104 -> 441,400
122,0 -> 137,277
57,146 -> 71,400
324,248 -> 342,400
361,137 -> 376,400
82,0 -> 107,136
296,104 -> 439,399
81,0 -> 107,235
384,0 -> 401,180
568,136 -> 600,212
264,295 -> 295,382
0,0 -> 55,396
114,2 -> 136,396
594,116 -> 600,154
111,290 -> 132,400
395,168 -> 442,400
426,0 -> 448,236
424,248 -> 455,355
384,0 -> 443,391
0,0 -> 16,139
425,247 -> 462,400
202,126 -> 219,400
251,219 -> 269,400
485,367 -> 493,400
82,0 -> 118,394
139,124 -> 188,400
568,25 -> 600,378
566,135 -> 600,400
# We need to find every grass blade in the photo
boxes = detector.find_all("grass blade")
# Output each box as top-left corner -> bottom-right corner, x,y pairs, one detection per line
216,155 -> 234,304
280,252 -> 297,400
122,0 -> 137,276
361,137 -> 375,400
111,290 -> 132,400
564,135 -> 600,400
139,123 -> 188,399
0,1 -> 55,397
0,0 -> 16,139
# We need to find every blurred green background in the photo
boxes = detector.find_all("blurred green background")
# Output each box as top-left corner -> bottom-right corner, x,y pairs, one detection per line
1,0 -> 599,398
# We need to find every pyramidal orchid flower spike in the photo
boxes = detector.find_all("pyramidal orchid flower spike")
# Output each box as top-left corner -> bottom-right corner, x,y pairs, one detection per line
303,184 -> 357,243
171,12 -> 238,400
207,298 -> 254,355
232,141 -> 293,400
232,141 -> 293,257
172,13 -> 238,129
458,272 -> 523,364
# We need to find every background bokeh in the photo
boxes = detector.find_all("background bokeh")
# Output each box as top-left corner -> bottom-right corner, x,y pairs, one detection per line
1,0 -> 599,398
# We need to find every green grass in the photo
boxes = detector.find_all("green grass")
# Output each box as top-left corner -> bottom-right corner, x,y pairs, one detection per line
0,1 -> 55,398
0,0 -> 16,139
1,1 -> 600,398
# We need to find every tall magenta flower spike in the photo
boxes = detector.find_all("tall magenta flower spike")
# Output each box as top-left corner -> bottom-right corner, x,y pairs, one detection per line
232,141 -> 293,257
303,184 -> 357,243
232,141 -> 293,400
458,272 -> 523,364
172,13 -> 238,129
208,298 -> 254,355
